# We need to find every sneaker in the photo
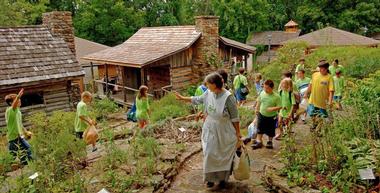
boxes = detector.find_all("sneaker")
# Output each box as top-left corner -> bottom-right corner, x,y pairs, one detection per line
243,137 -> 252,145
251,141 -> 263,149
266,141 -> 273,149
206,182 -> 214,188
274,134 -> 282,141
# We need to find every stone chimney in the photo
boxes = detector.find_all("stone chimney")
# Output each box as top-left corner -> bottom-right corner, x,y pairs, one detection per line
193,16 -> 219,79
43,11 -> 76,55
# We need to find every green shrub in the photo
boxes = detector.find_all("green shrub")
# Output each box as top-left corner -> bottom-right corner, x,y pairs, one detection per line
305,46 -> 380,78
19,111 -> 87,192
0,148 -> 14,176
150,93 -> 192,123
91,98 -> 119,120
280,70 -> 380,192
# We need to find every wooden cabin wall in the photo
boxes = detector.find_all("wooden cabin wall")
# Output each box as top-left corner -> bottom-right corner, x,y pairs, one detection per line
170,66 -> 194,90
0,81 -> 71,129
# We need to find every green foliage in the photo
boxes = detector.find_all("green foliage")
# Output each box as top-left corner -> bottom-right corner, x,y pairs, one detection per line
150,93 -> 192,123
14,111 -> 88,192
0,0 -> 48,26
91,98 -> 119,120
0,148 -> 14,175
238,107 -> 254,130
280,70 -> 380,192
260,42 -> 308,84
74,0 -> 145,46
305,47 -> 380,78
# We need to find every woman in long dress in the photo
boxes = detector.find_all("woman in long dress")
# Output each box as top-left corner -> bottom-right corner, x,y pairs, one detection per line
175,72 -> 242,189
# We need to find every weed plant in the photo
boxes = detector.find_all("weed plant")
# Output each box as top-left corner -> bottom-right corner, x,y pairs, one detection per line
150,93 -> 192,123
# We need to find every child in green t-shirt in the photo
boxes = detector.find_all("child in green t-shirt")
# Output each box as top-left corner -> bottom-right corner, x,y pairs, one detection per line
136,85 -> 150,129
5,88 -> 33,165
75,91 -> 97,151
275,78 -> 296,140
333,70 -> 344,110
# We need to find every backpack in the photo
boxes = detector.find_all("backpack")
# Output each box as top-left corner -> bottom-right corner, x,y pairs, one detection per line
127,102 -> 137,122
239,75 -> 249,96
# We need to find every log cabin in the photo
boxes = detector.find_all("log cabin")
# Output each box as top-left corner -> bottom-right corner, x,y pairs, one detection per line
0,11 -> 84,128
82,16 -> 256,106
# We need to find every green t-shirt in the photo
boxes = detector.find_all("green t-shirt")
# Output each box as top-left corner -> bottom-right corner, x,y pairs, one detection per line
5,107 -> 23,141
74,101 -> 89,132
233,74 -> 248,90
295,77 -> 311,91
329,65 -> 344,75
136,97 -> 149,120
279,90 -> 296,117
258,91 -> 281,117
333,76 -> 344,96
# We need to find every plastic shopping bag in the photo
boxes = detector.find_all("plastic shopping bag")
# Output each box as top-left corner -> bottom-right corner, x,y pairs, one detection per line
83,125 -> 99,145
233,146 -> 251,181
247,118 -> 258,139
299,98 -> 308,111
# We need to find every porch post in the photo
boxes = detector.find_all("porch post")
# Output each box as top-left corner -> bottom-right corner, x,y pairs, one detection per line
121,66 -> 127,103
90,62 -> 95,93
140,67 -> 145,86
105,63 -> 109,96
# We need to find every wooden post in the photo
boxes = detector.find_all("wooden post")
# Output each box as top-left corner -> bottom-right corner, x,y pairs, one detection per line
90,62 -> 95,93
244,54 -> 248,72
121,66 -> 127,103
229,48 -> 233,73
105,63 -> 109,96
140,67 -> 145,85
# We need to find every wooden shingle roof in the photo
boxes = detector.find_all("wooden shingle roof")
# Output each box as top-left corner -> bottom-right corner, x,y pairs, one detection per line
282,26 -> 380,46
284,20 -> 298,27
0,26 -> 83,86
247,30 -> 301,45
74,37 -> 109,65
220,36 -> 256,53
82,26 -> 202,67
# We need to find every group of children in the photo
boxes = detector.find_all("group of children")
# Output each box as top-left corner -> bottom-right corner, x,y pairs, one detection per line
244,58 -> 345,150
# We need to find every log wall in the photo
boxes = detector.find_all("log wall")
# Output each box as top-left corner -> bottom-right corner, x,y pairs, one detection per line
0,81 -> 71,129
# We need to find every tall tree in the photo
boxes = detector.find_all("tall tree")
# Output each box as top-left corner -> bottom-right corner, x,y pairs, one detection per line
0,0 -> 48,26
74,0 -> 145,46
212,0 -> 271,42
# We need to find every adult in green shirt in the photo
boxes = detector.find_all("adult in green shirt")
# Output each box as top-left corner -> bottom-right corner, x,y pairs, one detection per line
333,70 -> 345,110
329,59 -> 344,75
136,85 -> 150,129
252,80 -> 282,149
233,68 -> 249,106
5,88 -> 33,165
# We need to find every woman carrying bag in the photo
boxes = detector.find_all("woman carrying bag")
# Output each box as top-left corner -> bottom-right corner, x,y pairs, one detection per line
175,72 -> 242,189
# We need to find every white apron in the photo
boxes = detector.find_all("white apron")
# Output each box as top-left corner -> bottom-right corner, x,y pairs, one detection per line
202,90 -> 237,173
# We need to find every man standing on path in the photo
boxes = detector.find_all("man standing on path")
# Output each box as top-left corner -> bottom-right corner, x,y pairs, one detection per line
233,67 -> 249,106
305,61 -> 334,120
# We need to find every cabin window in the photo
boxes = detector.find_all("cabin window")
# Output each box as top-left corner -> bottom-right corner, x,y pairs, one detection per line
21,92 -> 44,107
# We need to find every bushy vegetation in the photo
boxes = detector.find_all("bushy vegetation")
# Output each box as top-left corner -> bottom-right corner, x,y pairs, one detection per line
90,98 -> 119,120
280,70 -> 380,192
2,111 -> 87,192
305,47 -> 380,78
260,44 -> 380,84
150,93 -> 192,123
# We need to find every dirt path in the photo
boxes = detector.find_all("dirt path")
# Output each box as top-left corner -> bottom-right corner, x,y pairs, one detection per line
166,112 -> 311,193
